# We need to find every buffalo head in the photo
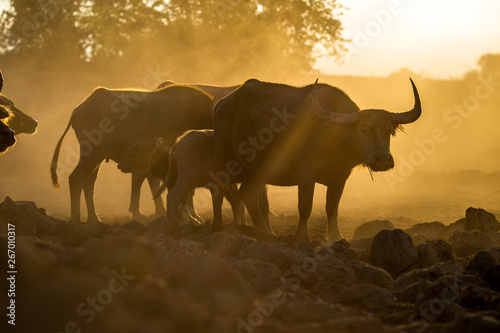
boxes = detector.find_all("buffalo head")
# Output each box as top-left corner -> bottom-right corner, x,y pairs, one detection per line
314,78 -> 421,171
117,138 -> 165,173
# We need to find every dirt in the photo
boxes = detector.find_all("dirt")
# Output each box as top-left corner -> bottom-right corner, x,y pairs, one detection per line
1,197 -> 500,333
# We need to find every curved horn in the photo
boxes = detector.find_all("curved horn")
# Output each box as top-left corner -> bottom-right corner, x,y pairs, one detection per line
391,78 -> 421,124
0,71 -> 3,93
313,79 -> 358,124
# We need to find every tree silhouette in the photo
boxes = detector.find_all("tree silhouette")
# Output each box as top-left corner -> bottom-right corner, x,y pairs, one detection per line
0,0 -> 346,80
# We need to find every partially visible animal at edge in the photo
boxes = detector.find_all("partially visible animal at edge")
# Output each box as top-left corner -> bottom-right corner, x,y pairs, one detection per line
50,85 -> 214,223
214,78 -> 422,244
117,138 -> 205,225
153,130 -> 247,230
0,70 -> 38,153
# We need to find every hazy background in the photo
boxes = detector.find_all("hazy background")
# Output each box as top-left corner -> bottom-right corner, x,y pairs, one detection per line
0,0 -> 499,235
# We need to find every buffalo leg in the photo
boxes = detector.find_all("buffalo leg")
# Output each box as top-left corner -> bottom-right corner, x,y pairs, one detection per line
146,173 -> 166,217
167,176 -> 196,224
325,182 -> 346,242
259,186 -> 273,234
68,156 -> 103,223
294,181 -> 315,244
185,190 -> 204,224
130,171 -> 149,222
239,181 -> 268,232
223,184 -> 246,226
211,189 -> 225,232
83,164 -> 102,223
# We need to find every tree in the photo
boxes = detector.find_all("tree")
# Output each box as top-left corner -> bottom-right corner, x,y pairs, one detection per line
0,0 -> 346,81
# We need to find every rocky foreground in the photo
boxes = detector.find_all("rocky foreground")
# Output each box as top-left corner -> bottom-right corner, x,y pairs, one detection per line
1,196 -> 500,333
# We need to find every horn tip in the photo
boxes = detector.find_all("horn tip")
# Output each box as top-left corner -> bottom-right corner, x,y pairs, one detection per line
314,78 -> 319,85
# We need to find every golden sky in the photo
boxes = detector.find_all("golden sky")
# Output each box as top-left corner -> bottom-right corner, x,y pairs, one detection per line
317,0 -> 500,78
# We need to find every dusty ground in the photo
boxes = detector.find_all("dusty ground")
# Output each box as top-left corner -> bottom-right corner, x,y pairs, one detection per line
1,197 -> 500,333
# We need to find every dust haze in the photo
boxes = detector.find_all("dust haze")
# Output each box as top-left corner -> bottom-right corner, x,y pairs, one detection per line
1,59 -> 499,238
1,0 -> 499,237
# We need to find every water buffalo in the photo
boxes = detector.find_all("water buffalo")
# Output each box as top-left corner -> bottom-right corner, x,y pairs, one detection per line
112,82 -> 240,222
51,85 -> 214,223
214,78 -> 422,243
0,71 -> 38,153
156,82 -> 240,102
154,130 -> 246,229
117,138 -> 204,224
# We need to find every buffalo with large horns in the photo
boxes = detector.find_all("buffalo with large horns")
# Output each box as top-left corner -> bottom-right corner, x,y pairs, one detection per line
213,78 -> 422,243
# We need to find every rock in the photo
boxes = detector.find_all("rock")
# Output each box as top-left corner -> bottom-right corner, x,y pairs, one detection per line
48,222 -> 87,247
121,220 -> 146,232
488,247 -> 500,263
415,275 -> 486,306
465,207 -> 500,233
466,251 -> 498,282
350,237 -> 373,250
330,284 -> 396,312
297,242 -> 316,256
369,229 -> 418,277
104,225 -> 139,237
165,254 -> 255,330
34,215 -> 62,234
353,219 -> 394,239
414,300 -> 466,324
238,242 -> 306,271
252,261 -> 284,294
444,312 -> 500,333
154,237 -> 205,273
272,291 -> 362,326
351,261 -> 394,288
413,243 -> 438,269
292,316 -> 395,333
489,265 -> 500,291
15,200 -> 46,220
449,230 -> 499,258
179,220 -> 197,237
206,232 -> 255,257
238,225 -> 280,243
410,234 -> 428,246
315,256 -> 358,286
78,235 -> 158,282
393,267 -> 444,293
146,217 -> 180,235
405,221 -> 446,239
39,235 -> 64,247
444,218 -> 467,239
331,239 -> 357,261
0,196 -> 37,235
459,284 -> 499,309
80,221 -> 108,239
396,280 -> 433,304
431,261 -> 465,276
426,239 -> 456,262
230,258 -> 285,295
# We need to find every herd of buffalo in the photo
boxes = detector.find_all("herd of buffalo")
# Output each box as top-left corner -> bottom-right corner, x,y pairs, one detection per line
0,70 -> 423,243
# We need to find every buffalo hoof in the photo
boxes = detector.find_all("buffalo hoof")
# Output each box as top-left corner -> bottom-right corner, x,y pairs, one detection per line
132,212 -> 150,223
190,214 -> 205,225
327,231 -> 344,243
154,208 -> 166,218
292,230 -> 311,247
